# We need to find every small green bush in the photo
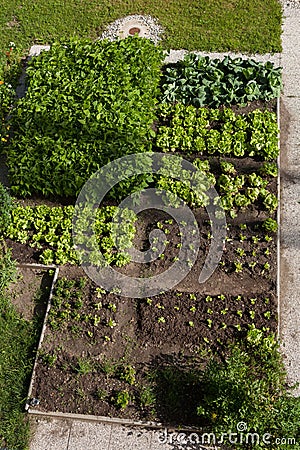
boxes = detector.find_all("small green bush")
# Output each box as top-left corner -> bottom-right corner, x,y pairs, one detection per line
262,218 -> 278,233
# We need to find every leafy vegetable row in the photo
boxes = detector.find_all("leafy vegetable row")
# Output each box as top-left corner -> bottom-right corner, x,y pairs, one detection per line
160,54 -> 282,107
155,103 -> 279,160
7,37 -> 164,197
5,205 -> 137,266
155,157 -> 278,217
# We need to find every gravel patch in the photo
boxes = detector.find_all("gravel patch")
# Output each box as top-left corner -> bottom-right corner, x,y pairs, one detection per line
99,15 -> 164,44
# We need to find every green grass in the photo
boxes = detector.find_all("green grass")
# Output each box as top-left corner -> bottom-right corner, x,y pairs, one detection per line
0,251 -> 40,450
0,0 -> 282,58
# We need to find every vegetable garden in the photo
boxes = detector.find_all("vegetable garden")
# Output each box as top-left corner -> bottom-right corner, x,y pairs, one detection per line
1,37 -> 299,449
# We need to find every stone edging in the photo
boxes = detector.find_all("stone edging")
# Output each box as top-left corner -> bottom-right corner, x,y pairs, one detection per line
24,264 -> 60,411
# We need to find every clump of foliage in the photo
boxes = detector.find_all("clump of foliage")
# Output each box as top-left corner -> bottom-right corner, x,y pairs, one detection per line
262,218 -> 278,233
160,55 -> 282,107
197,328 -> 300,449
7,37 -> 164,197
155,103 -> 279,160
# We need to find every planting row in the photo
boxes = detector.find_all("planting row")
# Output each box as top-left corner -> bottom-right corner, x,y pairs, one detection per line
4,205 -> 137,266
155,104 -> 279,160
160,53 -> 282,107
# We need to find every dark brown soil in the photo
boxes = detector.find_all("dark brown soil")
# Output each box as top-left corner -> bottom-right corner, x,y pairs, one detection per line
30,207 -> 277,424
8,265 -> 53,321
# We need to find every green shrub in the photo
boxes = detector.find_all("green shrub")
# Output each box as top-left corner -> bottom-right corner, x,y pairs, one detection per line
7,37 -> 164,197
0,183 -> 13,235
197,329 -> 299,449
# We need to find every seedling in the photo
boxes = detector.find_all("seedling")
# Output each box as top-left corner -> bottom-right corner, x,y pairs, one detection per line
236,248 -> 245,257
220,308 -> 228,315
207,319 -> 213,328
265,235 -> 273,242
237,310 -> 243,318
107,318 -> 117,328
93,315 -> 101,327
96,388 -> 108,401
108,303 -> 117,312
174,305 -> 180,311
188,321 -> 195,327
113,390 -> 130,409
235,324 -> 242,331
75,357 -> 93,375
205,296 -> 213,302
239,233 -> 247,242
190,306 -> 196,313
249,310 -> 256,320
155,303 -> 164,310
207,308 -> 213,315
234,261 -> 243,273
189,293 -> 197,301
251,236 -> 260,244
118,365 -> 136,385
146,298 -> 152,305
157,316 -> 166,323
264,311 -> 271,319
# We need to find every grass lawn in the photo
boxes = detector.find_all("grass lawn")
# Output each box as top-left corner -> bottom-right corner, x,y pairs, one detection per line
0,250 -> 41,450
0,0 -> 282,58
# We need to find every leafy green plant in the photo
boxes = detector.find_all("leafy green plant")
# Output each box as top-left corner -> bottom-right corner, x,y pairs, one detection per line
7,37 -> 164,198
155,104 -> 279,160
160,55 -> 282,108
140,386 -> 156,408
113,390 -> 130,409
118,365 -> 136,386
5,204 -> 137,266
262,218 -> 278,233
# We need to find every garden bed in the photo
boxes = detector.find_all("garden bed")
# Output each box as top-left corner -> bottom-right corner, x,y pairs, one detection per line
26,198 -> 278,425
1,39 -> 285,436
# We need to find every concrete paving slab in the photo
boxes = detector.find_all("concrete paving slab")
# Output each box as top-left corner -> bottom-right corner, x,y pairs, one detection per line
108,425 -> 152,450
279,4 -> 300,396
68,421 -> 112,450
30,418 -> 71,450
151,430 -> 176,449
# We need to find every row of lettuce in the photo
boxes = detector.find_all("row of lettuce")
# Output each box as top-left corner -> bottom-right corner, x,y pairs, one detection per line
0,37 -> 281,199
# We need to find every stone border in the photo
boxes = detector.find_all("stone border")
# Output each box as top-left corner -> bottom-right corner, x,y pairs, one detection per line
24,264 -> 60,411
